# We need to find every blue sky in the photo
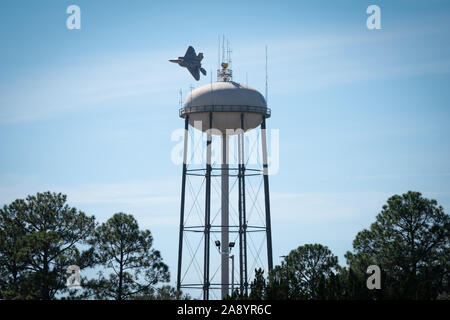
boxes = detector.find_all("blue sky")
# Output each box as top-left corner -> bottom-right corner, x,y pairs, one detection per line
1,0 -> 450,298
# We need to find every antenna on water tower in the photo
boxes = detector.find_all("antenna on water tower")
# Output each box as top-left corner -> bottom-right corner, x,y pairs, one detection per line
222,35 -> 225,64
218,35 -> 221,71
217,36 -> 233,82
227,40 -> 232,70
189,84 -> 194,105
265,45 -> 268,104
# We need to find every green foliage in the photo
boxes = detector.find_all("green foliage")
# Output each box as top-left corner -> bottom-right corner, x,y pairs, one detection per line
266,244 -> 339,300
249,268 -> 266,300
0,192 -> 96,299
86,213 -> 170,300
248,191 -> 448,300
346,191 -> 449,299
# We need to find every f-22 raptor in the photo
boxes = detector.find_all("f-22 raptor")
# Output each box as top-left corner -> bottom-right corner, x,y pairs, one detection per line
169,46 -> 207,81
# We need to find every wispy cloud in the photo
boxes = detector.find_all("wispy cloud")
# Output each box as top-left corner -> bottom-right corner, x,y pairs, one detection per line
0,176 -> 181,227
0,176 -> 389,227
2,25 -> 449,124
270,191 -> 392,224
233,26 -> 450,94
0,50 -> 187,124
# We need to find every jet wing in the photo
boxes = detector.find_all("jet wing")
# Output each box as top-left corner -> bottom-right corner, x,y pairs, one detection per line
187,65 -> 200,81
184,46 -> 196,59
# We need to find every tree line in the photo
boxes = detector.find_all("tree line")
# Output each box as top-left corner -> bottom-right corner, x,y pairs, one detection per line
0,191 -> 448,300
245,191 -> 449,300
0,192 -> 183,300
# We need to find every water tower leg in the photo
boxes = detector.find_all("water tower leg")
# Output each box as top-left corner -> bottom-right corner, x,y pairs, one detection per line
221,133 -> 229,299
238,113 -> 249,297
241,114 -> 248,296
203,112 -> 212,300
238,122 -> 244,295
261,116 -> 273,271
176,115 -> 189,292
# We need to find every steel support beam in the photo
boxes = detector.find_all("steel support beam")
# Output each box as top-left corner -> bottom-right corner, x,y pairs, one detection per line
241,114 -> 248,296
237,113 -> 249,296
203,112 -> 213,300
261,116 -> 273,271
238,122 -> 244,295
221,132 -> 229,299
177,115 -> 189,291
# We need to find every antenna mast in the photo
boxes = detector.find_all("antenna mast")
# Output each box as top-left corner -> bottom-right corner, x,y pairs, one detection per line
217,36 -> 233,82
218,35 -> 221,71
265,45 -> 268,104
227,40 -> 232,70
222,36 -> 225,63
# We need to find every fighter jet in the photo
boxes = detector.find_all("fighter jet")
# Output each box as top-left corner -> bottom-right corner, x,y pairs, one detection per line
169,46 -> 207,81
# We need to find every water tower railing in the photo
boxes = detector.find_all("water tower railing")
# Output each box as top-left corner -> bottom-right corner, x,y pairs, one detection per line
179,105 -> 271,117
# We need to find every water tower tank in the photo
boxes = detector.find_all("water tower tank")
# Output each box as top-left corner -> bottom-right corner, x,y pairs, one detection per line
179,81 -> 270,133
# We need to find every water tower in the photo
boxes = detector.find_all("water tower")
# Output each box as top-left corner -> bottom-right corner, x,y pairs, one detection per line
176,55 -> 273,300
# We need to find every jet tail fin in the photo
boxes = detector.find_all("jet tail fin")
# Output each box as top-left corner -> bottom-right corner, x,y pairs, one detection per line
200,68 -> 207,76
185,46 -> 196,59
